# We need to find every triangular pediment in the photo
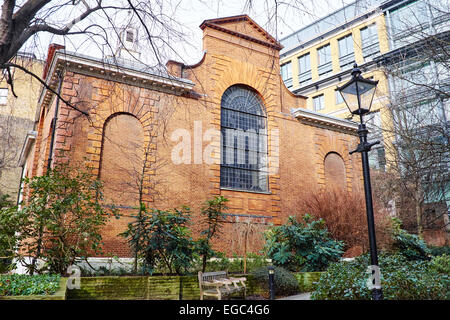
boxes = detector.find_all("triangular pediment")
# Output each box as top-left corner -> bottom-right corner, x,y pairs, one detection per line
200,15 -> 283,50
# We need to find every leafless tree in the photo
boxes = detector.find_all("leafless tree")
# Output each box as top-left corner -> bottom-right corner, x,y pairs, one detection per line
373,0 -> 449,236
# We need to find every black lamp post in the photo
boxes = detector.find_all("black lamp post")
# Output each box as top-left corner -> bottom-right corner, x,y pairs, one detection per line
337,63 -> 383,300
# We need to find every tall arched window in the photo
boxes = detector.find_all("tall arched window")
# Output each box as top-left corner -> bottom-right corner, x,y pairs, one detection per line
220,85 -> 268,192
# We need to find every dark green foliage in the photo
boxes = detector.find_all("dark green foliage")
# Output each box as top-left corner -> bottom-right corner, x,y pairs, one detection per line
429,246 -> 450,257
0,194 -> 24,273
264,215 -> 344,272
429,254 -> 450,275
198,196 -> 228,272
196,252 -> 268,274
311,253 -> 449,300
391,218 -> 431,261
2,163 -> 116,275
120,205 -> 196,275
0,193 -> 13,210
0,274 -> 60,296
251,266 -> 299,297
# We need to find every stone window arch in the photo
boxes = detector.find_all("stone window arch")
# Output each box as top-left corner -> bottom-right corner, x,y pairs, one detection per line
220,85 -> 268,192
99,112 -> 144,207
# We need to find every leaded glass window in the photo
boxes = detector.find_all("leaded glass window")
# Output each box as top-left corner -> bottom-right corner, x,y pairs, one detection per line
220,85 -> 268,192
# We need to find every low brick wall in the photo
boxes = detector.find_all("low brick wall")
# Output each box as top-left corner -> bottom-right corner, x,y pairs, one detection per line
294,272 -> 323,292
66,275 -> 266,300
66,272 -> 322,300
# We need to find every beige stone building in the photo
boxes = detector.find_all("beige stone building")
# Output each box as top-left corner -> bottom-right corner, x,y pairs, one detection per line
0,53 -> 44,199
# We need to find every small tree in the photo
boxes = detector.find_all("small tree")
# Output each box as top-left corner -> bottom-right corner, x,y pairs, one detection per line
264,214 -> 344,272
198,196 -> 229,272
0,193 -> 25,272
120,206 -> 196,275
15,163 -> 116,275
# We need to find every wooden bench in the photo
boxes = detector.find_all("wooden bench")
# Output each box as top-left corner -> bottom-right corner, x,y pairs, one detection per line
198,271 -> 247,300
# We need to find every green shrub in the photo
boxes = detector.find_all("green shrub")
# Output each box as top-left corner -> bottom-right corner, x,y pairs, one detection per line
429,246 -> 450,257
120,205 -> 197,275
311,253 -> 449,300
390,218 -> 431,261
12,163 -> 117,275
264,215 -> 344,272
0,194 -> 20,273
0,274 -> 60,296
251,266 -> 299,297
429,254 -> 450,275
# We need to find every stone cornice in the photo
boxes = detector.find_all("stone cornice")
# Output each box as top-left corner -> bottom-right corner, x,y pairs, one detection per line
38,50 -> 195,112
291,107 -> 358,134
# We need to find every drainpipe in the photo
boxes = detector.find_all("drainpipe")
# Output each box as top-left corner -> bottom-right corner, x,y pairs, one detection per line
47,70 -> 63,171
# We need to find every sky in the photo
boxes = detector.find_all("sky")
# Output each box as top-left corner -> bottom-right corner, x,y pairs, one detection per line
22,0 -> 358,66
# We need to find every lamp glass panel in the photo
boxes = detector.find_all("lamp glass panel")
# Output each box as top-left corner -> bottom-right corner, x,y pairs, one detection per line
340,80 -> 377,115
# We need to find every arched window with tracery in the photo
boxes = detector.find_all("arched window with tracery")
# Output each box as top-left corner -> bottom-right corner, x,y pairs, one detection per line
220,85 -> 268,192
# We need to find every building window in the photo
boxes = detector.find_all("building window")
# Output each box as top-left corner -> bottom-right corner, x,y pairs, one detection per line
298,53 -> 312,87
0,88 -> 8,105
126,30 -> 134,43
220,85 -> 268,192
335,89 -> 344,105
338,34 -> 354,71
390,0 -> 430,48
361,23 -> 379,60
313,94 -> 325,111
317,44 -> 332,78
281,61 -> 293,88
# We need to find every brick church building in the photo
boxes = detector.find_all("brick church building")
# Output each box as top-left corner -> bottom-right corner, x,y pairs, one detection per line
20,15 -> 363,259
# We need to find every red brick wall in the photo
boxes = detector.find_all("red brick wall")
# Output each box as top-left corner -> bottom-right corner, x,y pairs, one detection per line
26,17 -> 362,258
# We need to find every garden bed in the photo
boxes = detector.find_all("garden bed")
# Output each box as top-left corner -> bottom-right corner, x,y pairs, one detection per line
0,276 -> 67,300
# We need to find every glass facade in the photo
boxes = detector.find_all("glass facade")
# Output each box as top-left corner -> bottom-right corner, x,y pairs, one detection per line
280,0 -> 380,54
220,85 -> 268,192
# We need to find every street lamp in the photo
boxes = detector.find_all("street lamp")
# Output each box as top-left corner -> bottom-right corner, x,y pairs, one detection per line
337,63 -> 383,300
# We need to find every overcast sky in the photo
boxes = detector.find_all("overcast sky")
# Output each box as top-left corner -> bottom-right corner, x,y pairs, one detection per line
166,0 -> 357,63
25,0 -> 358,65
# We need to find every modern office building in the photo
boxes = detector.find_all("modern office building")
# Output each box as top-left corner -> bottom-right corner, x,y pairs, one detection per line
280,0 -> 449,240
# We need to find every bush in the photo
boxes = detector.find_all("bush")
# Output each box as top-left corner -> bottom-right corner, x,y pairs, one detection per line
264,215 -> 344,272
0,274 -> 60,296
311,253 -> 449,300
429,254 -> 450,275
12,163 -> 117,275
199,252 -> 268,274
0,194 -> 17,273
391,218 -> 431,261
120,205 -> 197,275
251,266 -> 299,297
429,246 -> 450,257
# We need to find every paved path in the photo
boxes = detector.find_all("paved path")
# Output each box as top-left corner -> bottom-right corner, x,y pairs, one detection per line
277,292 -> 311,300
